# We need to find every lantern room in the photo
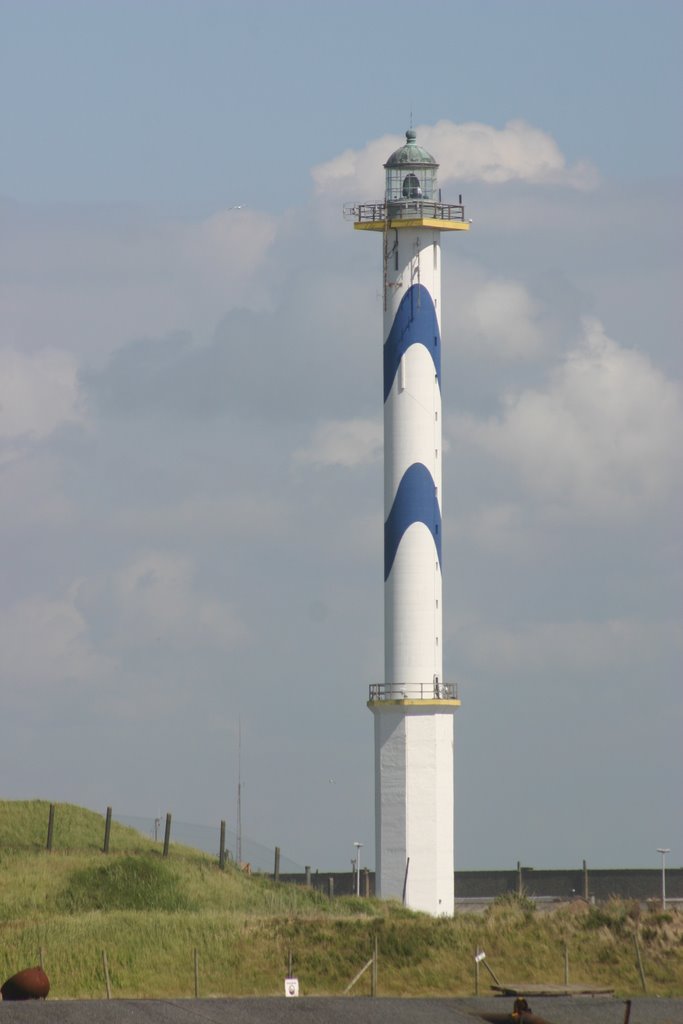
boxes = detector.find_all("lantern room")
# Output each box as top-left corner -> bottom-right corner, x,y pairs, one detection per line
384,129 -> 439,203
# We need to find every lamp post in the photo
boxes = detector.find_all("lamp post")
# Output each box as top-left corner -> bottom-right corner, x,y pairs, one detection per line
657,848 -> 670,909
354,842 -> 363,896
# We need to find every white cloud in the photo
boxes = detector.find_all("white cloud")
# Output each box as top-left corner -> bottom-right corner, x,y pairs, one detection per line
294,417 -> 382,468
0,594 -> 111,693
0,347 -> 84,441
180,207 -> 277,296
459,618 -> 683,679
0,551 -> 249,698
0,451 -> 74,527
454,276 -> 544,359
450,502 -> 532,555
422,120 -> 598,189
453,317 -> 683,518
110,551 -> 248,652
0,205 -> 278,366
312,119 -> 598,199
111,494 -> 286,541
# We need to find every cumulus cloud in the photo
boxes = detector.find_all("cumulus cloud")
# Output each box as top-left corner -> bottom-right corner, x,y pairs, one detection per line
0,593 -> 111,694
109,551 -> 248,652
453,276 -> 544,359
0,451 -> 74,527
460,618 -> 683,678
453,317 -> 683,518
294,417 -> 382,468
0,550 -> 248,695
0,347 -> 84,441
312,119 -> 598,199
111,494 -> 286,541
179,207 -> 277,295
0,204 -> 278,366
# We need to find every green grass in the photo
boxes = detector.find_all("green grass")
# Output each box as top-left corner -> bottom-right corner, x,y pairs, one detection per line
0,800 -> 156,854
1,800 -> 682,999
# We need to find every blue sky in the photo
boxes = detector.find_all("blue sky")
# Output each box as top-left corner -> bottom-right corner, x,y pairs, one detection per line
1,1 -> 681,874
2,0 -> 681,205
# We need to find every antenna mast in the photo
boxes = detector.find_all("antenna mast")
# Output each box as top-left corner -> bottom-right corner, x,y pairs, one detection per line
236,719 -> 242,863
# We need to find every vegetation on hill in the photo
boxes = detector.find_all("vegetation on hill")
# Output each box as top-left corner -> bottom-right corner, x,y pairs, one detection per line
0,800 -> 681,999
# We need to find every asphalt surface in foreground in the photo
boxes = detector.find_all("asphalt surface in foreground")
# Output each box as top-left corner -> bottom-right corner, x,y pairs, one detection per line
0,997 -> 681,1024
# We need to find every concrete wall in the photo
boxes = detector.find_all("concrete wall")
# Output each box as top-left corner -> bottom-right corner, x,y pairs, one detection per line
278,868 -> 683,902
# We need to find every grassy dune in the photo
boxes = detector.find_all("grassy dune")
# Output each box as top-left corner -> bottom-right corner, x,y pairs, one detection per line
1,800 -> 681,998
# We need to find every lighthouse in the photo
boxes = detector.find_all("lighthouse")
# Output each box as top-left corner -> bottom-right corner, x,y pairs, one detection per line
347,130 -> 468,915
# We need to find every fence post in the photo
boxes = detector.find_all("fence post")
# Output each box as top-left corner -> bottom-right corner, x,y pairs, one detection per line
517,860 -> 522,896
363,867 -> 370,898
633,933 -> 647,992
39,947 -> 45,971
274,846 -> 281,882
371,934 -> 378,997
305,865 -> 311,887
102,950 -> 112,999
163,813 -> 172,857
103,806 -> 112,854
583,859 -> 589,900
219,820 -> 226,869
402,858 -> 410,905
194,948 -> 199,998
327,876 -> 334,900
46,804 -> 55,852
564,943 -> 569,985
474,947 -> 480,995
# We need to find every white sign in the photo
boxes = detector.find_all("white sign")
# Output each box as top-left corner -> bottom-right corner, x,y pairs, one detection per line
284,978 -> 299,997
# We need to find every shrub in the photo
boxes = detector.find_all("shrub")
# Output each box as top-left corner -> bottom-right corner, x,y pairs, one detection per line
56,856 -> 196,913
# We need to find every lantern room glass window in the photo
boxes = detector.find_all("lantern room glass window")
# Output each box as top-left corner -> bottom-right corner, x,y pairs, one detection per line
385,165 -> 438,202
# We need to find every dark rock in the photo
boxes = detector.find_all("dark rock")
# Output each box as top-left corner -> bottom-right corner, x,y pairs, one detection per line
1,966 -> 50,1000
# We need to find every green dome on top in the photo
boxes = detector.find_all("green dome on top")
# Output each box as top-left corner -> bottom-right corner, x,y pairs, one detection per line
384,129 -> 438,169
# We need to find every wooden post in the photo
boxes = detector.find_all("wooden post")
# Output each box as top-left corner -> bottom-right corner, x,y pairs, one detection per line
102,950 -> 112,999
633,933 -> 647,993
517,860 -> 522,896
564,943 -> 569,985
163,813 -> 172,857
288,950 -> 293,977
194,948 -> 199,998
363,867 -> 370,898
475,948 -> 480,995
219,820 -> 226,869
39,947 -> 45,971
305,865 -> 311,887
482,957 -> 502,986
103,806 -> 112,854
46,803 -> 55,852
274,846 -> 280,882
583,859 -> 589,900
327,876 -> 334,900
371,935 -> 378,997
402,857 -> 410,905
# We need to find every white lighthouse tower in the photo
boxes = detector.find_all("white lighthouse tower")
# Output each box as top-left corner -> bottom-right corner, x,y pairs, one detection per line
347,130 -> 468,916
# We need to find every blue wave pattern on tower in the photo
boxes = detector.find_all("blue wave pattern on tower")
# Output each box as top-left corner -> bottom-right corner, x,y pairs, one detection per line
383,282 -> 442,580
384,462 -> 442,579
383,284 -> 441,401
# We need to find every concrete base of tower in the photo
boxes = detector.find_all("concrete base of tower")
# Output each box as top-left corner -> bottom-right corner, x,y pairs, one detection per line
371,702 -> 456,916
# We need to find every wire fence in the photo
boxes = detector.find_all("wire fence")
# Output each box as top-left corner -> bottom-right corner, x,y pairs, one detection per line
112,812 -> 306,874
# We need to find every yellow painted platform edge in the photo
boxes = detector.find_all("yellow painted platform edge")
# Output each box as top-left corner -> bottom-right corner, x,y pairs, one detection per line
354,219 -> 470,232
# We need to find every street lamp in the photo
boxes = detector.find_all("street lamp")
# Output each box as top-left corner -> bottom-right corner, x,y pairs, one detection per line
657,848 -> 670,909
354,841 -> 363,896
